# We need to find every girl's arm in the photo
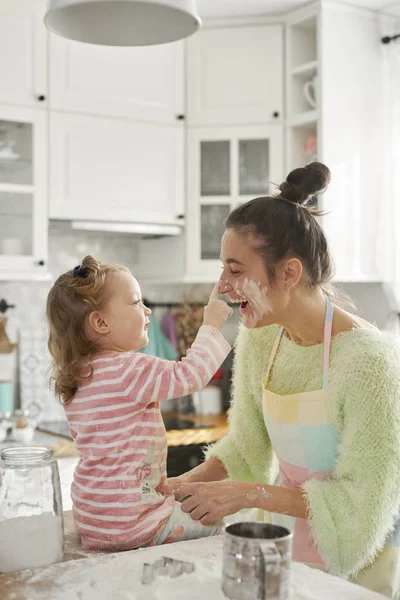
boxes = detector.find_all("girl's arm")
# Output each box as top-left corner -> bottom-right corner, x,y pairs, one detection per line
127,324 -> 231,406
159,456 -> 228,493
124,289 -> 232,406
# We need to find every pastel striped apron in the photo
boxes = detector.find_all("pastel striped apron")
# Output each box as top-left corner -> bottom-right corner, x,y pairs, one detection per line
261,299 -> 400,597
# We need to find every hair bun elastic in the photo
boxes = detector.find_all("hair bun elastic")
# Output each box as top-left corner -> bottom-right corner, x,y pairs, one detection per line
73,265 -> 88,279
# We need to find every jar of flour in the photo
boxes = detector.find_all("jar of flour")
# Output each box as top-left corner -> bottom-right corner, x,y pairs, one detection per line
0,446 -> 64,572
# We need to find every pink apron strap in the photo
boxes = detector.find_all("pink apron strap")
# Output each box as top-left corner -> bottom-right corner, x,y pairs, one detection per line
322,299 -> 334,389
264,298 -> 334,389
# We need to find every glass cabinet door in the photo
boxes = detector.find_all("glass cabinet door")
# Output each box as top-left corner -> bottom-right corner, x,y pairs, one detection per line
0,106 -> 47,277
199,140 -> 231,262
239,138 -> 270,196
200,204 -> 231,260
0,192 -> 33,256
0,119 -> 33,185
0,120 -> 34,257
200,140 -> 230,196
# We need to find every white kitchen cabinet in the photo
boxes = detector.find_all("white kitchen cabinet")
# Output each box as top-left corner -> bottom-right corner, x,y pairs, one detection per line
186,125 -> 284,279
136,124 -> 284,283
0,104 -> 48,280
186,24 -> 283,126
49,34 -> 184,125
0,0 -> 47,109
286,3 -> 384,282
49,111 -> 184,225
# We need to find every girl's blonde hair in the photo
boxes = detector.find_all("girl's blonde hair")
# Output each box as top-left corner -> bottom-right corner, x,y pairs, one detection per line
46,255 -> 129,404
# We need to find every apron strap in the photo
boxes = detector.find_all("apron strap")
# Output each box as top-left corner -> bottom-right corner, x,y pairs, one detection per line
322,298 -> 334,389
264,298 -> 334,389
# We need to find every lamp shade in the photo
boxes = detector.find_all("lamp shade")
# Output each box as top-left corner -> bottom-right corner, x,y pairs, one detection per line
44,0 -> 201,46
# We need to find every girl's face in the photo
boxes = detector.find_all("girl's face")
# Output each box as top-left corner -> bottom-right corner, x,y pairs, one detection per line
89,271 -> 151,352
219,229 -> 285,328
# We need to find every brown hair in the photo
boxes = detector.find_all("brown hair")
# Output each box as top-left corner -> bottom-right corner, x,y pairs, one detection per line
46,255 -> 129,404
226,162 -> 341,301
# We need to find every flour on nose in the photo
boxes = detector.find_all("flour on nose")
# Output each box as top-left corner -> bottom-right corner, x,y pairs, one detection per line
218,278 -> 231,295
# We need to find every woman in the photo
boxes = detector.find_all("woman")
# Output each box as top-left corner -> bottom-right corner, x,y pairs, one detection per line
161,163 -> 400,598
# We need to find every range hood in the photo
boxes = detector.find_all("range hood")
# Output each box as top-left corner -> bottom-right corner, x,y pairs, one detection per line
70,220 -> 182,237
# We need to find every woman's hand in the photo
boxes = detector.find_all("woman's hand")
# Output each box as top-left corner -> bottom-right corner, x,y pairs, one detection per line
168,480 -> 256,525
158,457 -> 229,497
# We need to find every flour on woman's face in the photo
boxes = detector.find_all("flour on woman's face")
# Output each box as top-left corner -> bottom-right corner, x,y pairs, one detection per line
219,229 -> 273,328
234,278 -> 272,329
218,277 -> 272,328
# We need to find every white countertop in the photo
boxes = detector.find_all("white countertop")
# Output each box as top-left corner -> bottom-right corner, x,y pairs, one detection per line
0,429 -> 63,451
3,535 -> 386,600
0,435 -> 388,599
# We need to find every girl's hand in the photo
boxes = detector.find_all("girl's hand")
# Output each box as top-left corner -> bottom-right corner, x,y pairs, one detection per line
168,480 -> 256,525
158,476 -> 188,495
203,284 -> 233,330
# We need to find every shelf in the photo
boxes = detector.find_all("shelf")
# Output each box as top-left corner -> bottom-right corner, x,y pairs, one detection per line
289,110 -> 318,127
291,60 -> 318,76
333,275 -> 382,284
0,183 -> 34,194
199,197 -> 232,206
0,157 -> 30,165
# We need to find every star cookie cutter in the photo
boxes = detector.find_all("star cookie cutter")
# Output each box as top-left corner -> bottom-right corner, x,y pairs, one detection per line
141,556 -> 195,585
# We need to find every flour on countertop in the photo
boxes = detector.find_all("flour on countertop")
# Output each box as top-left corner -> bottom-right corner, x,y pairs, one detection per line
0,514 -> 63,573
4,536 -> 385,600
7,537 -> 223,600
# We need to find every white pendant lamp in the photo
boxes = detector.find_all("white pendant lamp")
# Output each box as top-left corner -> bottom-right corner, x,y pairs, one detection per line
44,0 -> 201,46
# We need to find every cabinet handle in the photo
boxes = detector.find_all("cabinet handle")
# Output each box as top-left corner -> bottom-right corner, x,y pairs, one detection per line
176,114 -> 185,121
37,260 -> 45,266
37,95 -> 46,102
0,299 -> 16,314
176,214 -> 185,219
273,111 -> 280,118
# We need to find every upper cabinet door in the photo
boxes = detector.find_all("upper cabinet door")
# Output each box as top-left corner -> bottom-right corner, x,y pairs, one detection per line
49,35 -> 184,125
49,111 -> 183,225
185,124 -> 284,279
0,0 -> 47,109
186,25 -> 283,126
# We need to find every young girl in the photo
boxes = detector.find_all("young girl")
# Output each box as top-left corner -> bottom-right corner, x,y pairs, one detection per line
46,255 -> 232,551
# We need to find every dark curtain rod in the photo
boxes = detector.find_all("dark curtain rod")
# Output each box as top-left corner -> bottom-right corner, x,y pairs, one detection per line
381,33 -> 400,44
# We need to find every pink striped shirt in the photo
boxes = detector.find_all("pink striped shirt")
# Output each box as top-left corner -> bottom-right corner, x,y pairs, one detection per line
64,325 -> 231,551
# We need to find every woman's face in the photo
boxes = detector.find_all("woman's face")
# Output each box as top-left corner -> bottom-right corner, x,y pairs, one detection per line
218,229 -> 286,328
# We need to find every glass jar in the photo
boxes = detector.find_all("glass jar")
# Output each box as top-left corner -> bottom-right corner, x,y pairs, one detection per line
0,446 -> 64,572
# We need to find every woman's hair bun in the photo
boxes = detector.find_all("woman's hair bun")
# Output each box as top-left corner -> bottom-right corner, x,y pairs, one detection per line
278,162 -> 331,206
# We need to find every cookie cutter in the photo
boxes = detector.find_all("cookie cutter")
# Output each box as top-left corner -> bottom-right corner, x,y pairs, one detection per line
141,556 -> 195,585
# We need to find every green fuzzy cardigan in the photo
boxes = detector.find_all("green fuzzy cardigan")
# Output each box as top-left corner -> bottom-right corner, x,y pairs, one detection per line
206,324 -> 400,579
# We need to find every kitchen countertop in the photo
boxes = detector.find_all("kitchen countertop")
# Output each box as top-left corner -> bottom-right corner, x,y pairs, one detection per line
0,430 -> 72,456
34,413 -> 230,458
0,511 -> 387,600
